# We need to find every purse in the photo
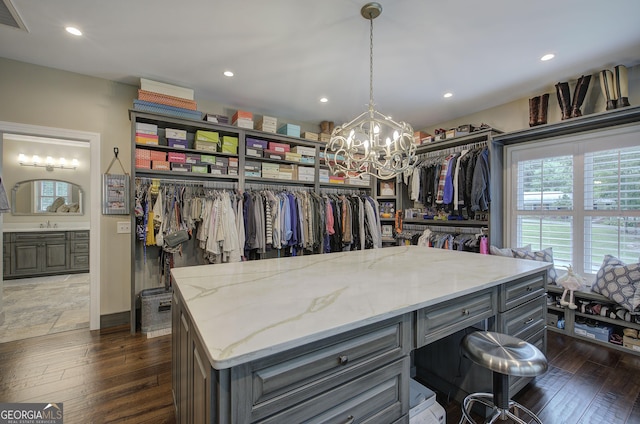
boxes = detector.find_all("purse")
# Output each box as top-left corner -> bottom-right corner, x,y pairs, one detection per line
164,229 -> 189,248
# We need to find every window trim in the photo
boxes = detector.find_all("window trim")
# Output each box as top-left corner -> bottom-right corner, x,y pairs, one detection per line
504,123 -> 640,277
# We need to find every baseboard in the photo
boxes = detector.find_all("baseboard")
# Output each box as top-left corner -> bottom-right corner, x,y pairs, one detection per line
100,311 -> 129,329
0,310 -> 4,326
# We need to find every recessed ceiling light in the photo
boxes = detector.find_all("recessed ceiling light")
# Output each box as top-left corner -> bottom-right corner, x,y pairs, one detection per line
65,26 -> 82,36
223,71 -> 234,77
540,54 -> 555,61
320,97 -> 328,103
443,92 -> 453,98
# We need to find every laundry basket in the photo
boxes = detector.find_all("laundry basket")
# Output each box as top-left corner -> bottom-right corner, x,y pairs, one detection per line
140,287 -> 172,334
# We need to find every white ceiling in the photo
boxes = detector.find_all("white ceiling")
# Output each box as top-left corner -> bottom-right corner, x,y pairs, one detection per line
2,0 -> 639,130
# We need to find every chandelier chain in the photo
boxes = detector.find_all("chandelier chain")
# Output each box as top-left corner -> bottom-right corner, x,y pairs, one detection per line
369,15 -> 374,110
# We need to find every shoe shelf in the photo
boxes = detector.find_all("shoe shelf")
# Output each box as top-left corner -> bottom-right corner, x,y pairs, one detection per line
547,285 -> 640,355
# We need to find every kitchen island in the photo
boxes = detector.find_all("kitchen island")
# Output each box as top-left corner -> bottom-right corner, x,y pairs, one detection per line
171,245 -> 550,423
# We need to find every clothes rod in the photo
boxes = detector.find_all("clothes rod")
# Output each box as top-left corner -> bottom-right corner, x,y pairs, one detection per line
418,140 -> 488,159
135,176 -> 237,189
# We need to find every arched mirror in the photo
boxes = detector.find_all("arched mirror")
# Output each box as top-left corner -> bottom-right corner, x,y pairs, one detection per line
11,179 -> 83,215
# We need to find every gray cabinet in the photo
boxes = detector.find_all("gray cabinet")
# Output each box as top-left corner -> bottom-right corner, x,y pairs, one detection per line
3,230 -> 89,279
172,292 -> 411,424
413,271 -> 547,405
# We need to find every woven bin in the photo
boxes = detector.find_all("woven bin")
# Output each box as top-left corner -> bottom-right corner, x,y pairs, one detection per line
140,287 -> 172,333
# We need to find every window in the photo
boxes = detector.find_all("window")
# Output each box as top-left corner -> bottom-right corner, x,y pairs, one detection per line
37,180 -> 71,212
506,125 -> 640,278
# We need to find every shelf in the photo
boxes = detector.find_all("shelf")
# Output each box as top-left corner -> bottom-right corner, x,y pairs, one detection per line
135,143 -> 239,158
415,128 -> 500,154
244,177 -> 315,187
547,304 -> 565,313
318,183 -> 372,190
376,196 -> 397,201
574,311 -> 640,331
547,285 -> 609,302
135,169 -> 239,181
245,156 -> 315,167
547,326 -> 566,335
402,219 -> 488,227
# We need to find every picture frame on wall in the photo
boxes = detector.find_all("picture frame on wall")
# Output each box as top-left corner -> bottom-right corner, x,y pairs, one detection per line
380,181 -> 395,196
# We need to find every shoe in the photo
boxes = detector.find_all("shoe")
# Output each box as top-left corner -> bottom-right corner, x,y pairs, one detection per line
599,69 -> 617,111
555,82 -> 572,120
613,65 -> 631,108
529,96 -> 539,127
537,93 -> 549,125
570,75 -> 592,118
610,334 -> 623,345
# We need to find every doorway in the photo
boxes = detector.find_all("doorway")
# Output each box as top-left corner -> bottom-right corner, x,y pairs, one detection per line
0,121 -> 101,342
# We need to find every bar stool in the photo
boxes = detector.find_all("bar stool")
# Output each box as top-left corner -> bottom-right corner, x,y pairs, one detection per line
459,331 -> 548,424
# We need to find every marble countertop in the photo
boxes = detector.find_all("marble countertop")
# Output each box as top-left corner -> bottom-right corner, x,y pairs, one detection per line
3,223 -> 90,232
171,245 -> 550,369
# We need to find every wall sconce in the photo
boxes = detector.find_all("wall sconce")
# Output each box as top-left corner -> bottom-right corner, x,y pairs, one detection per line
18,154 -> 79,171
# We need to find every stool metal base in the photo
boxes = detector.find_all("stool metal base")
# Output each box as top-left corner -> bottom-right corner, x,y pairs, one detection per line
458,392 -> 544,424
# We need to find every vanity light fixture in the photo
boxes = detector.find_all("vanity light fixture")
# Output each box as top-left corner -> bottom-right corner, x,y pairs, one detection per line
18,154 -> 78,171
324,2 -> 416,180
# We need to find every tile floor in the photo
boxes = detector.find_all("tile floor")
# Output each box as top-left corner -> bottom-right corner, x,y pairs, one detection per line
0,273 -> 89,343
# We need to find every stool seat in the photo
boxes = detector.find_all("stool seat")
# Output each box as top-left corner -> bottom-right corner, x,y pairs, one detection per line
461,331 -> 548,377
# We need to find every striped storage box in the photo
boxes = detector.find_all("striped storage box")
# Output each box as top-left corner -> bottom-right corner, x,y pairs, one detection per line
138,89 -> 197,110
133,100 -> 202,121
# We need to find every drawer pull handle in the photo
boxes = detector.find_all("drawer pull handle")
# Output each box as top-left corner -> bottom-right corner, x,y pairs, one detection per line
524,318 -> 534,324
462,309 -> 470,316
338,355 -> 349,365
343,415 -> 355,424
526,286 -> 533,292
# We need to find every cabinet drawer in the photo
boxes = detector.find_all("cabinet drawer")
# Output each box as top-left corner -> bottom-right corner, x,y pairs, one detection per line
236,314 -> 411,422
71,240 -> 89,253
12,232 -> 66,242
508,327 -> 547,394
70,254 -> 89,269
258,357 -> 408,424
71,231 -> 89,240
498,272 -> 546,312
416,288 -> 497,348
498,296 -> 546,341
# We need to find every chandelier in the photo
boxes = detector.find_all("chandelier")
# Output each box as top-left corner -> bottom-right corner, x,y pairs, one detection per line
325,2 -> 416,181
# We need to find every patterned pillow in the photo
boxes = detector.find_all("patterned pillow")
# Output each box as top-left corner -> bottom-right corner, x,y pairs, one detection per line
592,255 -> 640,312
512,247 -> 558,284
490,244 -> 531,257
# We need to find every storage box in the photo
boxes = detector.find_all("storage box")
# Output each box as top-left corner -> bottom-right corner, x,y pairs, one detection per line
215,156 -> 229,167
209,165 -> 228,176
233,118 -> 254,129
258,115 -> 277,126
195,130 -> 219,143
167,138 -> 188,149
135,159 -> 151,169
298,166 -> 314,176
194,140 -> 218,152
135,134 -> 159,145
232,110 -> 253,122
168,152 -> 186,163
228,168 -> 238,176
301,132 -> 318,141
268,142 -> 290,153
246,137 -> 269,149
191,164 -> 208,174
171,163 -> 192,172
140,78 -> 194,100
285,152 -> 302,162
244,171 -> 261,178
150,151 -> 167,161
135,148 -> 151,161
185,153 -> 201,164
256,123 -> 277,133
300,156 -> 315,165
152,160 -> 170,171
623,336 -> 640,352
445,129 -> 456,139
262,162 -> 280,172
319,133 -> 331,143
292,146 -> 316,157
135,122 -> 158,135
264,150 -> 286,160
140,287 -> 172,334
220,144 -> 238,154
199,154 -> 216,165
246,147 -> 263,158
204,113 -> 229,124
574,322 -> 612,342
228,157 -> 238,168
166,128 -> 187,140
244,161 -> 262,172
277,124 -> 301,138
222,135 -> 239,147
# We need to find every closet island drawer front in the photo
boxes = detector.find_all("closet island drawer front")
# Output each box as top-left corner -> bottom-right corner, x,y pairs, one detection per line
498,296 -> 546,341
257,357 -> 409,424
416,288 -> 497,348
498,272 -> 546,312
235,314 -> 411,422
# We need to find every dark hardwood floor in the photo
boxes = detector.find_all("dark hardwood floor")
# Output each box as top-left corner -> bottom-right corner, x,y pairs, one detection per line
1,327 -> 640,423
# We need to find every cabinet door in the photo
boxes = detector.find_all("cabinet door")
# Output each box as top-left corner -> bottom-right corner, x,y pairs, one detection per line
44,241 -> 68,271
192,334 -> 211,424
12,243 -> 41,275
178,311 -> 190,424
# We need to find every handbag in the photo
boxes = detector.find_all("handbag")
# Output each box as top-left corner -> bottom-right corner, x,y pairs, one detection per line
163,229 -> 190,248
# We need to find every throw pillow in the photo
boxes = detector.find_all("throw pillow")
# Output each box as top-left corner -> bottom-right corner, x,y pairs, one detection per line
490,244 -> 531,257
592,255 -> 640,312
512,247 -> 558,284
